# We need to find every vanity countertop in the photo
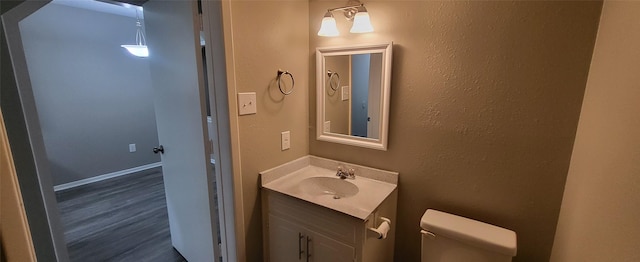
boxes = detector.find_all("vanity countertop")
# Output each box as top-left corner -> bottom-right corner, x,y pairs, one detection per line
260,155 -> 398,220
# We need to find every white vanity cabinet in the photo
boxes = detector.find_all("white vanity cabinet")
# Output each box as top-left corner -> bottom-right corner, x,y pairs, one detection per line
263,189 -> 397,262
268,214 -> 355,262
260,155 -> 398,262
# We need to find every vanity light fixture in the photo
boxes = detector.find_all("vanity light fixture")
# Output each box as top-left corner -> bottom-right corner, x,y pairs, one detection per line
121,9 -> 149,58
317,0 -> 374,37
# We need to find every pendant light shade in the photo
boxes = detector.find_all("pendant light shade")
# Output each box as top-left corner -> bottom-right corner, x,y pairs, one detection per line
121,11 -> 148,58
318,12 -> 339,37
350,5 -> 373,33
121,45 -> 149,57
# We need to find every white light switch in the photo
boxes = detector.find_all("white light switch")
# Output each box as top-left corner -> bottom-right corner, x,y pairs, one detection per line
281,131 -> 290,150
238,92 -> 257,115
341,86 -> 349,101
129,144 -> 136,152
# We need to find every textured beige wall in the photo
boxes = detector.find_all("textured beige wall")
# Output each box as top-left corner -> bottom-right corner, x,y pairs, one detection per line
222,0 -> 309,261
550,2 -> 640,261
309,1 -> 602,261
324,55 -> 350,134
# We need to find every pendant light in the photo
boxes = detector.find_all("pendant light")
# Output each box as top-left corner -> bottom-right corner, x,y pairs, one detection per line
121,9 -> 148,58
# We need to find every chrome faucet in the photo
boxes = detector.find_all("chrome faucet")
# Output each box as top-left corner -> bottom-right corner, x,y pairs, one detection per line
336,166 -> 355,179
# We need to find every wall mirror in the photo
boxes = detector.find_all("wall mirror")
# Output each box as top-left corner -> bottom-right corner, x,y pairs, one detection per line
316,42 -> 392,150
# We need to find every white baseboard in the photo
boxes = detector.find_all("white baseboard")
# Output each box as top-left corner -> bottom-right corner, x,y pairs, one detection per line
53,162 -> 162,192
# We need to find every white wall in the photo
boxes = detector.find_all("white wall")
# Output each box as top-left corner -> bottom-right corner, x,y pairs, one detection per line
551,1 -> 640,261
19,3 -> 160,186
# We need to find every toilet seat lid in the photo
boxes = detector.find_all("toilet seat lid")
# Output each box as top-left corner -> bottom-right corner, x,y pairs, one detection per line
420,209 -> 517,256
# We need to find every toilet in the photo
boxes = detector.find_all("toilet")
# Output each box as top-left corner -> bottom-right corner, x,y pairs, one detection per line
420,209 -> 517,262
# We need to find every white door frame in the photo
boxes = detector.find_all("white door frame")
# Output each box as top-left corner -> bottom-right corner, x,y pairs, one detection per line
201,1 -> 243,261
1,0 -> 241,261
1,1 -> 68,260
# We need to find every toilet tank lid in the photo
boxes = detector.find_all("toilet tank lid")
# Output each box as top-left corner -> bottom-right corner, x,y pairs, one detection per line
420,209 -> 517,257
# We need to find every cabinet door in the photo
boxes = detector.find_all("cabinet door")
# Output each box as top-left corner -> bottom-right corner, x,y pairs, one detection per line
269,214 -> 306,262
309,232 -> 355,262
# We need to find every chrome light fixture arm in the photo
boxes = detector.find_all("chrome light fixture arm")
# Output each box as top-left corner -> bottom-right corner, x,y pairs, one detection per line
327,4 -> 362,21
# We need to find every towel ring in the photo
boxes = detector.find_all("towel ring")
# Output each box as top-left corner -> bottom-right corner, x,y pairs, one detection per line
327,70 -> 340,91
277,69 -> 294,95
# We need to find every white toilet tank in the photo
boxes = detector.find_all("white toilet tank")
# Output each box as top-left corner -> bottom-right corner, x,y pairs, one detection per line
420,209 -> 517,262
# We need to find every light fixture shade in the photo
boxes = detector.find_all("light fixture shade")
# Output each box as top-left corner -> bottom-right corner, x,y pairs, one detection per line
350,8 -> 374,33
121,45 -> 149,57
318,13 -> 339,37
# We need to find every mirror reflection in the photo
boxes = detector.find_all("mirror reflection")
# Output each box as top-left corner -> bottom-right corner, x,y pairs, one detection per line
324,53 -> 383,139
316,42 -> 392,151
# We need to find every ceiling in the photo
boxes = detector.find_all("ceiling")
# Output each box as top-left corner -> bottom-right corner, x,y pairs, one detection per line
51,0 -> 143,18
49,0 -> 205,45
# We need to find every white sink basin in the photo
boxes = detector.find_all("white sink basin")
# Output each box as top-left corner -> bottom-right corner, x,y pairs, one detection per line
260,156 -> 398,220
298,177 -> 359,199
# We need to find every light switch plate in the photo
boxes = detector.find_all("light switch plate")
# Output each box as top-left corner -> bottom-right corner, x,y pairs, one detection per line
238,92 -> 257,115
323,121 -> 331,132
281,131 -> 290,150
129,144 -> 136,153
341,86 -> 349,101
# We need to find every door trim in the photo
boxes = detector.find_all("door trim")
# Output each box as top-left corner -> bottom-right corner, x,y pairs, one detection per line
1,1 -> 69,260
202,1 -> 245,260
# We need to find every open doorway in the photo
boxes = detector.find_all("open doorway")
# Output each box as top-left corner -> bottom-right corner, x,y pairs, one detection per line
3,3 -> 232,260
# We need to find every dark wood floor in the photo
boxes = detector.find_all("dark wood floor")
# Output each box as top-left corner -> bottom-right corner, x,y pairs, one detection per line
55,168 -> 187,262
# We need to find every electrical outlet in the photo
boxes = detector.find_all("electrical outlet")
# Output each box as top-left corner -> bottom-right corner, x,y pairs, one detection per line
324,121 -> 331,132
281,131 -> 290,150
129,144 -> 136,153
